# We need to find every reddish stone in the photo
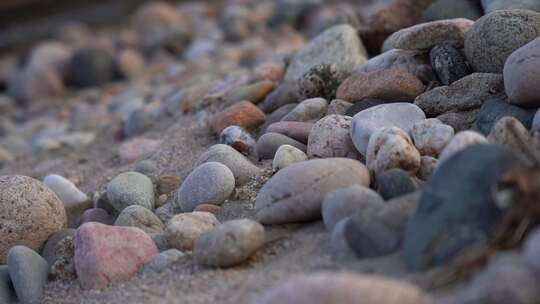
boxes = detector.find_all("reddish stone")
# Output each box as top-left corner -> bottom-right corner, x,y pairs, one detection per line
266,121 -> 314,144
212,101 -> 266,134
74,222 -> 158,289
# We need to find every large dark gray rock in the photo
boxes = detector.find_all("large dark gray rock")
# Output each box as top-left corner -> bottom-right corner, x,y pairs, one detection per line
476,98 -> 534,135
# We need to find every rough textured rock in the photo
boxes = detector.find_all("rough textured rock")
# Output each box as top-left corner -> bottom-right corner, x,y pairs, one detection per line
114,205 -> 165,235
281,98 -> 327,122
307,115 -> 358,159
256,133 -> 307,160
437,109 -> 480,132
504,36 -> 540,107
297,64 -> 342,100
326,99 -> 352,116
107,171 -> 155,212
165,212 -> 220,251
8,246 -> 49,304
212,101 -> 266,134
41,228 -> 76,266
430,43 -> 471,85
481,0 -> 540,14
410,118 -> 455,157
272,145 -> 308,172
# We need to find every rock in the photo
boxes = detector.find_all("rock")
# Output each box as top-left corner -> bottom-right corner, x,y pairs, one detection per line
219,126 -> 257,157
222,81 -> 275,106
142,249 -> 186,274
464,9 -> 540,73
7,246 -> 49,304
256,158 -> 370,224
194,219 -> 265,267
366,127 -> 422,176
482,0 -> 540,13
284,24 -> 367,82
297,64 -> 342,100
118,138 -> 160,163
7,64 -> 64,104
253,62 -> 285,83
421,0 -> 483,22
43,174 -> 91,228
437,109 -> 480,132
196,144 -> 260,186
488,117 -> 533,159
212,101 -> 266,134
345,99 -> 402,117
476,98 -> 534,134
430,43 -> 471,85
307,115 -> 358,159
77,208 -> 114,226
257,272 -> 432,304
410,118 -> 455,157
336,70 -> 424,103
377,169 -> 418,200
114,205 -> 164,234
0,175 -> 66,263
403,145 -> 527,271
49,236 -> 75,281
0,147 -> 14,165
266,121 -> 313,144
41,229 -> 76,266
414,73 -> 505,116
524,227 -> 540,274
272,145 -> 308,172
115,49 -> 144,78
326,99 -> 352,116
107,171 -> 155,212
281,98 -> 327,122
0,265 -> 16,304
193,204 -> 222,215
418,156 -> 438,180
27,41 -> 72,76
67,48 -> 116,87
165,212 -> 219,251
350,103 -> 426,156
322,185 -> 384,231
258,82 -> 299,113
156,175 -> 182,196
155,203 -> 177,224
256,133 -> 307,160
74,223 -> 158,289
504,36 -> 540,107
133,160 -> 159,180
260,104 -> 298,132
173,162 -> 235,212
382,18 -> 474,52
438,131 -> 488,165
124,107 -> 154,137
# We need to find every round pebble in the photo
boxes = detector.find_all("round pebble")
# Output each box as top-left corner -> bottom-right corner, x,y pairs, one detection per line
165,212 -> 220,251
410,118 -> 455,157
107,171 -> 155,212
114,205 -> 165,234
272,144 -> 308,172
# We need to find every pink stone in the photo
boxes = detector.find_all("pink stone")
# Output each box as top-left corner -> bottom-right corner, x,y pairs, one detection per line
266,121 -> 314,144
118,138 -> 160,163
74,222 -> 158,289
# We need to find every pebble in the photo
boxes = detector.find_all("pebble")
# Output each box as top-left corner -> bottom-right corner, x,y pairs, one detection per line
326,99 -> 352,116
156,175 -> 182,196
193,204 -> 222,215
107,171 -> 155,212
174,162 -> 235,212
429,43 -> 471,85
488,117 -> 533,159
256,132 -> 307,160
421,0 -> 483,22
7,246 -> 49,304
350,103 -> 426,156
253,62 -> 284,82
524,227 -> 540,274
414,73 -> 505,117
133,160 -> 159,180
366,127 -> 421,176
41,229 -> 76,266
124,107 -> 154,137
321,185 -> 384,231
77,208 -> 114,226
377,169 -> 418,200
258,82 -> 299,114
266,121 -> 313,144
260,104 -> 298,132
219,126 -> 257,157
307,114 -> 358,159
0,265 -> 16,304
284,24 -> 367,82
142,249 -> 186,274
476,98 -> 534,134
297,64 -> 342,100
272,144 -> 308,172
336,70 -> 424,103
257,272 -> 432,304
256,158 -> 370,224
464,9 -> 540,73
357,49 -> 434,83
438,131 -> 488,165
281,97 -> 327,123
0,147 -> 14,165
194,219 -> 265,267
403,145 -> 527,270
49,236 -> 76,281
114,205 -> 165,234
196,144 -> 259,186
222,81 -> 275,106
7,64 -> 64,104
115,48 -> 144,79
418,156 -> 438,180
118,138 -> 160,163
74,223 -> 158,289
0,175 -> 66,263
382,18 -> 474,52
437,109 -> 480,132
481,0 -> 540,13
504,36 -> 540,107
67,48 -> 116,88
165,212 -> 220,251
212,101 -> 266,134
410,118 -> 455,157
131,2 -> 186,50
43,174 -> 91,227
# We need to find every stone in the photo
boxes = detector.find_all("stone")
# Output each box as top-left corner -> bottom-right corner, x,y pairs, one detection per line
281,98 -> 327,122
49,236 -> 76,281
219,126 -> 257,157
133,160 -> 159,180
43,174 -> 91,228
345,99 -> 402,117
142,249 -> 186,274
41,229 -> 76,266
165,212 -> 219,251
0,175 -> 66,263
488,117 -> 534,159
350,103 -> 426,156
297,64 -> 342,100
414,73 -> 505,116
74,223 -> 158,289
284,24 -> 367,82
7,64 -> 64,104
266,121 -> 313,144
524,227 -> 540,273
464,9 -> 540,73
307,115 -> 359,159
196,144 -> 260,186
482,0 -> 540,13
403,145 -> 527,271
421,0 -> 483,22
256,158 -> 370,224
382,18 -> 474,52
326,99 -> 352,116
438,131 -> 488,165
504,36 -> 540,107
77,208 -> 114,226
156,175 -> 182,196
222,81 -> 275,106
193,204 -> 222,215
107,171 -> 155,212
410,118 -> 455,157
260,104 -> 298,132
366,127 -> 422,176
7,246 -> 49,304
437,109 -> 479,132
257,272 -> 432,304
253,62 -> 285,82
377,169 -> 418,200
114,205 -> 165,234
272,145 -> 308,172
430,43 -> 471,85
212,101 -> 266,134
118,138 -> 160,163
116,49 -> 144,78
27,41 -> 72,76
67,48 -> 116,88
173,162 -> 235,212
258,82 -> 299,113
336,70 -> 424,103
194,219 -> 265,267
124,107 -> 154,137
322,185 -> 384,231
256,133 -> 307,160
0,265 -> 16,304
476,98 -> 534,135
418,156 -> 438,180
